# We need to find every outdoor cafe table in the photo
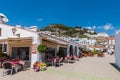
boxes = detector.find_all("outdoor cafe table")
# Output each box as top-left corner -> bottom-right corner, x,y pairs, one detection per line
9,60 -> 21,73
47,57 -> 57,66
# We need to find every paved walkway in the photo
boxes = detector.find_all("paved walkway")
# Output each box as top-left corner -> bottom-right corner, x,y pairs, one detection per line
0,54 -> 120,80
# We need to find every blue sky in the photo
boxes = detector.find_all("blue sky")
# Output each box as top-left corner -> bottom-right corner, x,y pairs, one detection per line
0,0 -> 120,35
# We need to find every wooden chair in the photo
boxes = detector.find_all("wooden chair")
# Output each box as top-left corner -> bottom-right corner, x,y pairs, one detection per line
74,56 -> 79,61
64,56 -> 70,63
2,62 -> 14,77
55,57 -> 63,66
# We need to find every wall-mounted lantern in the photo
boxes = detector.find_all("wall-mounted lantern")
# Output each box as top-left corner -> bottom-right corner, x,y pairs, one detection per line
12,27 -> 17,35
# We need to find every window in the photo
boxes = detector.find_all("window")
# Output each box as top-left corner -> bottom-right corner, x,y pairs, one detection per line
0,28 -> 1,36
0,44 -> 2,53
3,44 -> 7,52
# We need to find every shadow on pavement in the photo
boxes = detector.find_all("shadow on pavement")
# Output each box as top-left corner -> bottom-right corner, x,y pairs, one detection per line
110,63 -> 120,72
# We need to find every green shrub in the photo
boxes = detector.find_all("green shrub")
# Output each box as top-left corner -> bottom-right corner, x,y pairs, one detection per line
92,48 -> 98,55
86,49 -> 91,53
0,53 -> 10,59
37,44 -> 47,53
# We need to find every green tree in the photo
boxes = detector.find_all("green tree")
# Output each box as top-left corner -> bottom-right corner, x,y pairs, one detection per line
37,44 -> 48,61
37,44 -> 47,53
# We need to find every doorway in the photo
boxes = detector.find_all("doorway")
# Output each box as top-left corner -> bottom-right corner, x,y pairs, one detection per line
12,47 -> 30,60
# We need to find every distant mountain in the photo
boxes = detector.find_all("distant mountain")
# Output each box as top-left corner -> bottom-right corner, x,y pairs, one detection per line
40,24 -> 97,38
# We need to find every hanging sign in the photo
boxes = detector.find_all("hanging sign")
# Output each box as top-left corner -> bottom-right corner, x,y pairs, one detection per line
32,44 -> 37,54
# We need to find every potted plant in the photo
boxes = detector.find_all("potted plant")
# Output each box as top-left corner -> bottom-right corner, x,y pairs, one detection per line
97,51 -> 105,57
37,44 -> 47,61
86,49 -> 91,56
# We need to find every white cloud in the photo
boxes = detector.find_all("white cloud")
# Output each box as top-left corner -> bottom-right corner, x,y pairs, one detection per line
93,26 -> 96,29
115,29 -> 120,34
85,26 -> 92,29
37,18 -> 43,22
97,23 -> 114,30
103,23 -> 114,30
85,26 -> 96,30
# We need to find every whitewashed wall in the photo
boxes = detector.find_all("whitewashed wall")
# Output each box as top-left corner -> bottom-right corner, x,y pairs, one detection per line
0,24 -> 41,67
67,41 -> 80,56
115,32 -> 120,68
0,24 -> 37,40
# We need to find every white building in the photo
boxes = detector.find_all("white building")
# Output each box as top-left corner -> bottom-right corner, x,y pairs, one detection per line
87,29 -> 95,33
87,32 -> 109,38
105,37 -> 115,54
115,32 -> 120,68
97,32 -> 109,37
40,31 -> 52,35
0,23 -> 41,66
0,13 -> 80,67
88,45 -> 106,51
74,38 -> 96,46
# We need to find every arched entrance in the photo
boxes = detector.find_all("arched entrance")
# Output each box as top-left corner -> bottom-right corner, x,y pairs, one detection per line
69,45 -> 73,56
75,46 -> 77,56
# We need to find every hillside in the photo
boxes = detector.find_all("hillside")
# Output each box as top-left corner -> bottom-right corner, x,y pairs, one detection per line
40,24 -> 97,38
